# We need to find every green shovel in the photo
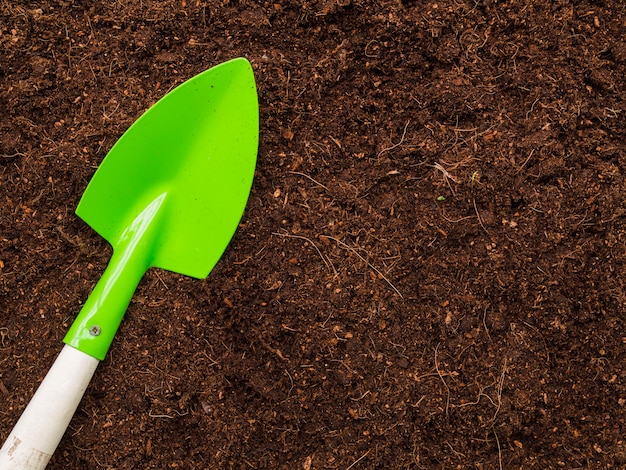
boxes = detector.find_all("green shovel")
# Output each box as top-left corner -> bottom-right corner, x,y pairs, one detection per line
0,57 -> 258,469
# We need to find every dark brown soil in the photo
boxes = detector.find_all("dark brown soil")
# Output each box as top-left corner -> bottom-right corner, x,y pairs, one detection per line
2,1 -> 626,468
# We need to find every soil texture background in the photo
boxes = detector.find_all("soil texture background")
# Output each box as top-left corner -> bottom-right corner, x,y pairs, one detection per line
1,1 -> 626,468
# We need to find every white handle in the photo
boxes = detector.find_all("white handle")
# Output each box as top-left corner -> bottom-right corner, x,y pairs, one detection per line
0,345 -> 100,469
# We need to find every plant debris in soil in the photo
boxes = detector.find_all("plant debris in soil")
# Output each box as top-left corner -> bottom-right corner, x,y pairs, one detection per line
1,1 -> 625,468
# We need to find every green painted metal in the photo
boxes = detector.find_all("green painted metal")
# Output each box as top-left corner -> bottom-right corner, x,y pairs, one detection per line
63,58 -> 258,360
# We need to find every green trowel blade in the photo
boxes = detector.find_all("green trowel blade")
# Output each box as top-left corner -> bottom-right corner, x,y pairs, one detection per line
64,58 -> 258,360
76,57 -> 258,279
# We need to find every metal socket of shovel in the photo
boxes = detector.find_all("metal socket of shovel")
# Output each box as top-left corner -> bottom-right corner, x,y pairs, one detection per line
0,58 -> 259,469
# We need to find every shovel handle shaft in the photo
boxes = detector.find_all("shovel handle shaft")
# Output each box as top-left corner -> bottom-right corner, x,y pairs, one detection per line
0,345 -> 99,469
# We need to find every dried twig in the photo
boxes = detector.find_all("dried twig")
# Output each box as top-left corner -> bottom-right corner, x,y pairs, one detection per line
433,162 -> 458,196
325,235 -> 403,297
473,198 -> 489,234
288,171 -> 329,191
346,450 -> 370,470
482,306 -> 492,342
493,426 -> 503,470
434,343 -> 451,417
515,148 -> 535,174
433,162 -> 459,183
377,120 -> 410,158
272,232 -> 336,276
491,357 -> 508,424
1,152 -> 25,159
